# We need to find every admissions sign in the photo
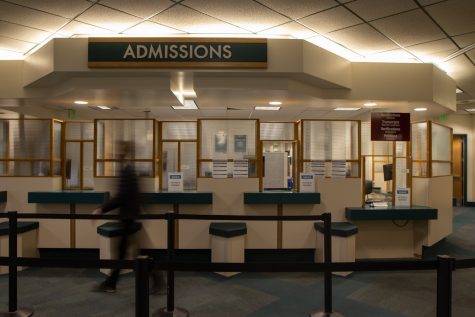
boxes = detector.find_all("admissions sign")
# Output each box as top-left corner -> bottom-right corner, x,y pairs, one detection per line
88,38 -> 267,69
371,112 -> 410,141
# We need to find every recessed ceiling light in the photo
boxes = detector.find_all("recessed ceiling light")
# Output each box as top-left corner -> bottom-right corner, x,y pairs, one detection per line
363,102 -> 377,107
414,107 -> 427,112
74,100 -> 88,105
255,106 -> 280,111
269,101 -> 282,105
456,88 -> 463,94
172,100 -> 198,110
334,107 -> 360,111
97,105 -> 111,110
465,108 -> 475,113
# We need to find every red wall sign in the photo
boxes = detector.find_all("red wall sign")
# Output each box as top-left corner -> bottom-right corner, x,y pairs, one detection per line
371,112 -> 410,141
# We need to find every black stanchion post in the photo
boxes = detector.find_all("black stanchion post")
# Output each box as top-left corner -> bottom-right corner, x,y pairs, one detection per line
135,256 -> 150,317
153,212 -> 189,317
437,255 -> 455,317
310,212 -> 345,317
0,211 -> 33,317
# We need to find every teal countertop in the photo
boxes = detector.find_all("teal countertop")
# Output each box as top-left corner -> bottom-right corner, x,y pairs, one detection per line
0,191 -> 6,202
244,191 -> 320,204
141,192 -> 213,204
345,205 -> 438,220
28,191 -> 110,204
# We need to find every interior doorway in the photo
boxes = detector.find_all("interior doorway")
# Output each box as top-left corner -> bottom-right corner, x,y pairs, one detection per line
452,134 -> 467,206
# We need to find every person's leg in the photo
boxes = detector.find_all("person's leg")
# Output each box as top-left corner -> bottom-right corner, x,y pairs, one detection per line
104,221 -> 132,288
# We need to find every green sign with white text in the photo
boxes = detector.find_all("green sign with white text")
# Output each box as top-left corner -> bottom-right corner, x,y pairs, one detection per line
88,38 -> 267,69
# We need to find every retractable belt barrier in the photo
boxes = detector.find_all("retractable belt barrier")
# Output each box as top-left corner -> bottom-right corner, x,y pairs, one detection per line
0,211 -> 474,317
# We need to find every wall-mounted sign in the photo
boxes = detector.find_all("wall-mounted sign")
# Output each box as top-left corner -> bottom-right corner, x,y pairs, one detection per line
299,173 -> 315,193
167,172 -> 183,192
395,187 -> 410,207
88,38 -> 267,69
371,112 -> 410,141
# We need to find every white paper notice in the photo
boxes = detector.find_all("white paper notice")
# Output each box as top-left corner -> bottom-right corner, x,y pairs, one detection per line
331,160 -> 347,178
233,159 -> 248,178
299,173 -> 315,192
311,160 -> 325,178
395,187 -> 410,207
212,160 -> 228,178
168,172 -> 183,192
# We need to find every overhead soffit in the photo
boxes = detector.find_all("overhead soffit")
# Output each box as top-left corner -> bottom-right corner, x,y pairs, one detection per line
0,0 -> 472,120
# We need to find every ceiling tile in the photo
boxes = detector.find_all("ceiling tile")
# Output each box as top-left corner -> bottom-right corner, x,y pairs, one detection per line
426,0 -> 475,36
0,2 -> 69,32
57,21 -> 116,36
299,6 -> 362,34
99,0 -> 175,19
0,36 -> 36,53
418,0 -> 449,6
467,51 -> 475,65
256,0 -> 338,19
181,0 -> 290,32
75,4 -> 143,33
326,24 -> 398,55
406,38 -> 458,63
346,0 -> 417,21
370,9 -> 445,46
6,0 -> 93,18
364,49 -> 419,62
443,55 -> 473,82
0,21 -> 51,43
123,21 -> 185,35
453,32 -> 475,47
258,22 -> 317,39
151,5 -> 248,33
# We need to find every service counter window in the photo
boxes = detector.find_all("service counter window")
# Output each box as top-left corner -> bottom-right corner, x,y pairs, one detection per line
198,119 -> 258,178
362,122 -> 411,206
0,119 -> 62,177
63,121 -> 94,189
95,119 -> 157,177
261,122 -> 297,190
301,120 -> 360,178
412,121 -> 452,178
161,121 -> 197,190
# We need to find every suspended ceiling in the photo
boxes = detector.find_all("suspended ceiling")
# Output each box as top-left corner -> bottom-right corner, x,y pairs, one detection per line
0,0 -> 474,120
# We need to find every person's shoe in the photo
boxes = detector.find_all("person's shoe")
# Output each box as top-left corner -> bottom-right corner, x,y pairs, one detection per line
93,282 -> 116,293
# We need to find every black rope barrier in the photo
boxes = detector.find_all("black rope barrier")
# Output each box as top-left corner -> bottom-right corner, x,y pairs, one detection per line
1,211 -> 475,317
2,257 -> 440,273
455,258 -> 475,269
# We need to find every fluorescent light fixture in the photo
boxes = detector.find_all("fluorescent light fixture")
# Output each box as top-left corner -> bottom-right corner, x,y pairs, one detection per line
334,107 -> 360,111
363,102 -> 377,107
97,105 -> 111,110
172,100 -> 198,110
74,100 -> 88,105
181,90 -> 197,98
414,107 -> 427,112
269,101 -> 282,105
0,49 -> 24,60
456,88 -> 463,94
254,106 -> 280,111
465,108 -> 475,113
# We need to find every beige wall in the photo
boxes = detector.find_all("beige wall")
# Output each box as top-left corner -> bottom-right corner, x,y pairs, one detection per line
413,176 -> 453,247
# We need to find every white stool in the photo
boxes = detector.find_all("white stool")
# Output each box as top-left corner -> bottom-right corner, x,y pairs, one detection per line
0,221 -> 39,275
209,222 -> 247,277
97,222 -> 142,276
314,222 -> 358,277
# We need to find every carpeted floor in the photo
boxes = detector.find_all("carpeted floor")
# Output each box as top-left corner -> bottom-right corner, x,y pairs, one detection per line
1,207 -> 474,316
